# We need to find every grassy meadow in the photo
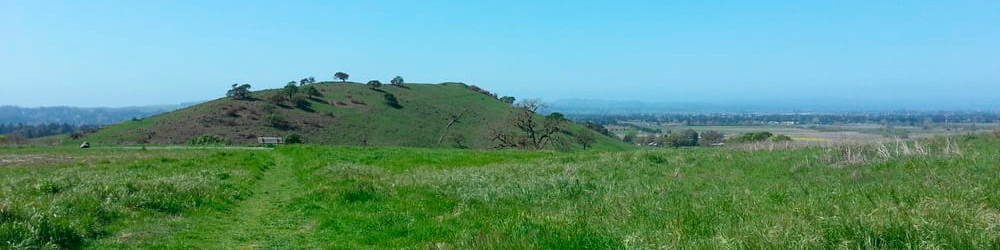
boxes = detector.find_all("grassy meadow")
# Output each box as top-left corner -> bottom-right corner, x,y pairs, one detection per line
2,134 -> 999,249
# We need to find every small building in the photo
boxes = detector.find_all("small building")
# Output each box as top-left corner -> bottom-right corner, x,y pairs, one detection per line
257,137 -> 284,144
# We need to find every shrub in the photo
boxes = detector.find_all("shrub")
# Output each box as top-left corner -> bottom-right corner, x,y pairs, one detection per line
993,130 -> 1000,138
500,96 -> 516,104
267,114 -> 290,129
770,134 -> 793,142
302,85 -> 321,97
699,130 -> 725,146
729,132 -> 773,143
291,95 -> 311,109
188,135 -> 231,145
261,104 -> 276,114
662,129 -> 698,147
383,93 -> 402,109
268,93 -> 287,104
284,133 -> 303,144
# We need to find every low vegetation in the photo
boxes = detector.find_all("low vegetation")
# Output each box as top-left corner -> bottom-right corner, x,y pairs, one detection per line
2,134 -> 998,248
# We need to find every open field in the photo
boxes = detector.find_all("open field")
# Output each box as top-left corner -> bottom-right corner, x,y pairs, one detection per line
613,123 -> 1000,144
2,134 -> 1000,248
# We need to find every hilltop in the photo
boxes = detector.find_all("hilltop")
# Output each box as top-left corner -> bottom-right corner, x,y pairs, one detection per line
68,82 -> 628,150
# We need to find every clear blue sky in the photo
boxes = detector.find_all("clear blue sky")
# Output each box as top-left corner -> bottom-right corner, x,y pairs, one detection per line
2,0 -> 998,109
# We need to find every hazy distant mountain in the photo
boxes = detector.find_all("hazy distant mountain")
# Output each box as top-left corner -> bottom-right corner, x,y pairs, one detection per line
0,102 -> 202,125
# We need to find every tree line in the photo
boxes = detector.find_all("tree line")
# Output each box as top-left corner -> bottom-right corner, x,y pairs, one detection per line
622,130 -> 791,147
0,123 -> 97,139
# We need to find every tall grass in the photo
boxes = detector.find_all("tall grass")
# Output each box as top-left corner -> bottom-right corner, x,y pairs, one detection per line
280,134 -> 1000,248
0,150 -> 272,249
3,134 -> 999,248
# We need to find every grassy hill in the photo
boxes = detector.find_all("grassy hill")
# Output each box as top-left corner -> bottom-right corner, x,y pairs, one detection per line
68,82 -> 629,150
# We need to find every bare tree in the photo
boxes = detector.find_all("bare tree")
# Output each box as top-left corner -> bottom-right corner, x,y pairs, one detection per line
491,99 -> 565,150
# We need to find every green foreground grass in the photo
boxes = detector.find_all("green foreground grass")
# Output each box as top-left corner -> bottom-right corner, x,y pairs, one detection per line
2,134 -> 999,249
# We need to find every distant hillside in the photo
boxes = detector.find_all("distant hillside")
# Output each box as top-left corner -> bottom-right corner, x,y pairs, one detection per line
70,83 -> 629,150
0,102 -> 200,125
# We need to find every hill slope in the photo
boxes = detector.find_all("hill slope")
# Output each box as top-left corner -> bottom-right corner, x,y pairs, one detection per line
70,83 -> 628,150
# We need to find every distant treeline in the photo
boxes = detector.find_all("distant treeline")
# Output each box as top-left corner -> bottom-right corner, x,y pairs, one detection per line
0,123 -> 97,139
572,112 -> 1000,126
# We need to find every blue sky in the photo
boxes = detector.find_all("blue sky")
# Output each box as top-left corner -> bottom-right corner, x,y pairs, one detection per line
2,0 -> 998,109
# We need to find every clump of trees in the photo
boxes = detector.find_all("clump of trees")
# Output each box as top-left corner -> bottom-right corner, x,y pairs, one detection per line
661,129 -> 699,147
367,80 -> 382,88
491,100 -> 566,150
299,77 -> 316,86
698,130 -> 725,146
226,84 -> 252,99
728,132 -> 774,143
266,83 -> 314,110
582,122 -> 613,137
302,86 -> 321,98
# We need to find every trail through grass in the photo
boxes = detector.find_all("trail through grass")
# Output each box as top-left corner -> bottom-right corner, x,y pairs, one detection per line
5,134 -> 1000,249
93,149 -> 317,248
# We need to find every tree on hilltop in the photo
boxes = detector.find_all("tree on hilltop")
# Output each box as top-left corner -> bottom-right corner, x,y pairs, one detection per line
283,82 -> 299,98
226,83 -> 252,100
335,72 -> 350,82
500,96 -> 516,104
299,77 -> 317,86
391,76 -> 404,86
367,80 -> 382,88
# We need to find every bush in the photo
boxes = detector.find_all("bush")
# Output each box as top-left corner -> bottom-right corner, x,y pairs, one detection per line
729,132 -> 773,143
188,135 -> 231,145
291,95 -> 311,109
284,133 -> 302,144
699,130 -> 725,146
993,130 -> 1000,138
268,93 -> 287,104
662,129 -> 698,147
267,114 -> 290,130
770,134 -> 793,142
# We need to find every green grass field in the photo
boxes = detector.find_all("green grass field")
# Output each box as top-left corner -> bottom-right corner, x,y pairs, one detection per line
3,134 -> 999,249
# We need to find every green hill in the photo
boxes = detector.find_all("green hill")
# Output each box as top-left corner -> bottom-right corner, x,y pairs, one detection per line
69,82 -> 629,150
